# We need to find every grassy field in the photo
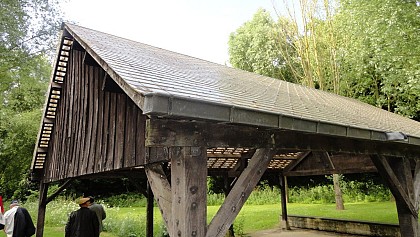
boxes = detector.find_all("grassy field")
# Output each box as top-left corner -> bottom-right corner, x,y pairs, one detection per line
0,202 -> 403,236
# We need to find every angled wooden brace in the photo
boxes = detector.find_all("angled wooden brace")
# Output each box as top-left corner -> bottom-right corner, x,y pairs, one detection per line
206,148 -> 276,237
370,155 -> 418,237
145,163 -> 173,237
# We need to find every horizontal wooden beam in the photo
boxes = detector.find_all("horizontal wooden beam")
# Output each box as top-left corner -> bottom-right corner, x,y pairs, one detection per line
145,119 -> 420,157
284,152 -> 377,176
285,167 -> 377,176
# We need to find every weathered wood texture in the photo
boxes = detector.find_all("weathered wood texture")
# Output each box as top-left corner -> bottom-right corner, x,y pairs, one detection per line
146,182 -> 154,237
371,155 -> 419,237
280,174 -> 290,230
43,50 -> 146,182
284,152 -> 376,176
145,119 -> 420,158
35,183 -> 49,237
172,147 -> 207,237
145,163 -> 173,237
206,148 -> 275,237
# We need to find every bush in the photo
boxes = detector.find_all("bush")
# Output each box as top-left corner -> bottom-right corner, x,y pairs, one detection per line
104,193 -> 147,207
287,178 -> 392,204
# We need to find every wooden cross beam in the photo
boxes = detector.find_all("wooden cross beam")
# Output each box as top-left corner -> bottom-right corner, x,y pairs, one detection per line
145,119 -> 420,158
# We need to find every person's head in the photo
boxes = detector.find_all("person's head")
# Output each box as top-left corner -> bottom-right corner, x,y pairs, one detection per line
88,196 -> 95,203
77,197 -> 91,207
10,200 -> 19,208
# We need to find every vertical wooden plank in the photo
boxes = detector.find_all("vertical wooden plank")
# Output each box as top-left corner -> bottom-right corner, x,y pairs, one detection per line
72,51 -> 84,177
124,98 -> 136,168
35,182 -> 49,237
171,146 -> 207,237
223,176 -> 234,237
100,91 -> 110,172
62,50 -> 75,180
135,111 -> 146,166
78,62 -> 89,176
415,160 -> 420,211
88,67 -> 99,173
68,50 -> 80,178
105,92 -> 117,171
83,66 -> 94,174
94,69 -> 105,173
146,182 -> 154,237
280,174 -> 290,230
114,93 -> 126,169
59,70 -> 69,180
206,148 -> 275,237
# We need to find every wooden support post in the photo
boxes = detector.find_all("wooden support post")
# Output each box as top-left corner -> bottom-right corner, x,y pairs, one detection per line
171,146 -> 207,237
206,148 -> 275,237
145,163 -> 173,237
146,181 -> 154,237
414,160 -> 419,212
36,182 -> 49,237
223,175 -> 235,237
279,174 -> 290,230
371,155 -> 419,237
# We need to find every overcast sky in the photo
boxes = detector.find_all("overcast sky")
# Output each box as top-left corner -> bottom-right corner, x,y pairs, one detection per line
61,0 -> 279,65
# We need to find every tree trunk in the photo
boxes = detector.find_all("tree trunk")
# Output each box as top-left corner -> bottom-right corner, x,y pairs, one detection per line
333,174 -> 345,210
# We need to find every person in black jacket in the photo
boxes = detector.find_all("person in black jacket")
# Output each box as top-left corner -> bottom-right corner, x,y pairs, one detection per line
65,197 -> 99,237
3,200 -> 35,237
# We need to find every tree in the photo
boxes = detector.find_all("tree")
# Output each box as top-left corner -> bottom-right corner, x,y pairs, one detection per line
0,0 -> 63,199
229,0 -> 420,212
228,8 -> 296,82
334,0 -> 420,120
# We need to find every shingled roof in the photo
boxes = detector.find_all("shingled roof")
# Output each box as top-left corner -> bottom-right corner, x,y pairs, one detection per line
61,23 -> 420,145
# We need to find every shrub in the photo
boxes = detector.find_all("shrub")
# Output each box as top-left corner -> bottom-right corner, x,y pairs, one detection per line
104,193 -> 147,207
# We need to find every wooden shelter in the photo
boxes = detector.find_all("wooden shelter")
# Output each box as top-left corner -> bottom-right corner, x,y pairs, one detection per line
31,23 -> 419,237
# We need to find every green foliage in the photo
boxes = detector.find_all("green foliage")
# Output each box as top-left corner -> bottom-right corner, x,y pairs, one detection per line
103,193 -> 147,207
334,0 -> 420,119
228,8 -> 296,82
207,179 -> 391,205
0,0 -> 62,198
0,55 -> 50,199
16,198 -> 404,237
288,179 -> 392,204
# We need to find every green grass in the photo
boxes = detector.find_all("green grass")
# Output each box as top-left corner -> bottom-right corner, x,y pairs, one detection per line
0,201 -> 404,236
286,202 -> 399,224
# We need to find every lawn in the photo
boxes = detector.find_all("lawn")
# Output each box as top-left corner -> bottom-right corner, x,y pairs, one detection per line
0,202 -> 403,236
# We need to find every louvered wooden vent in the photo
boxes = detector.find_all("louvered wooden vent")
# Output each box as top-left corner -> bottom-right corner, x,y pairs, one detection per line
32,37 -> 73,170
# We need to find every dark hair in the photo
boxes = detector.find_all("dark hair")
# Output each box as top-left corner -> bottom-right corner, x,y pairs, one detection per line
10,200 -> 19,205
89,196 -> 95,203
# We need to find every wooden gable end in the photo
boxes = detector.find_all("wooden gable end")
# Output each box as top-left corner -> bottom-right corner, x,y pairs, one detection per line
43,46 -> 146,182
